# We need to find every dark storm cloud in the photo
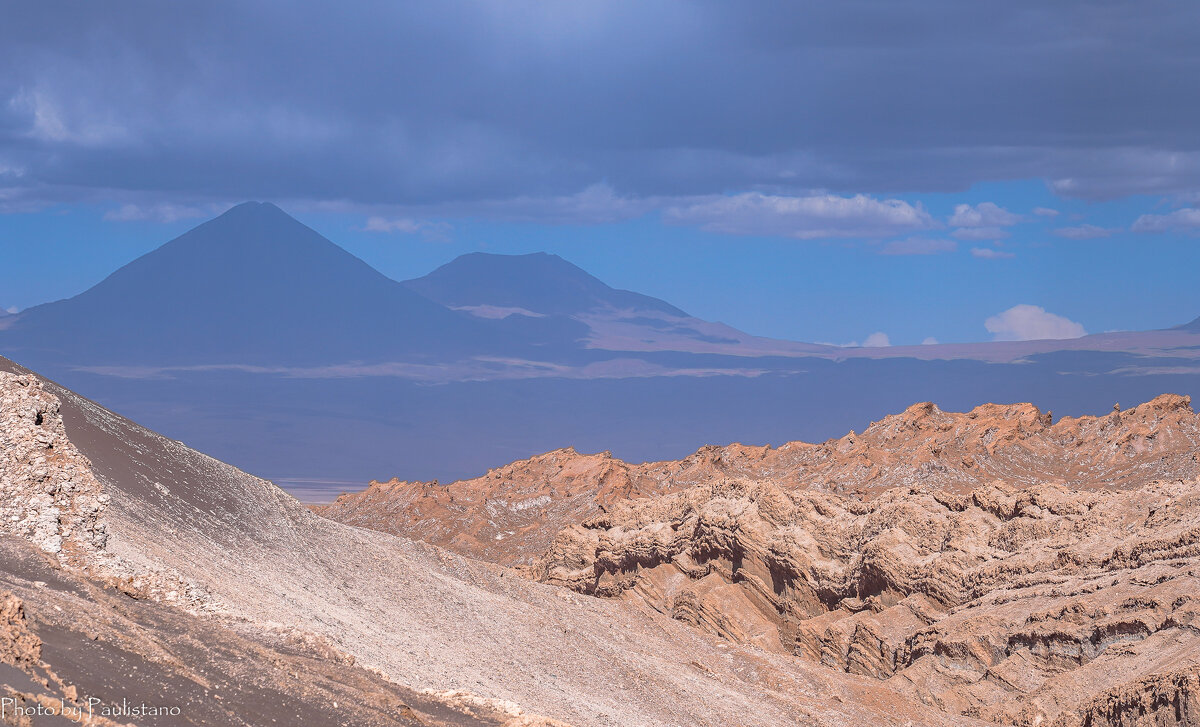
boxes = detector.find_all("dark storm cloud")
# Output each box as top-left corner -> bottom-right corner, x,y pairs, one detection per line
2,0 -> 1200,216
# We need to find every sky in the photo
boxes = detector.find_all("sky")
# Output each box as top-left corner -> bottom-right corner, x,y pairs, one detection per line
2,1 -> 1199,345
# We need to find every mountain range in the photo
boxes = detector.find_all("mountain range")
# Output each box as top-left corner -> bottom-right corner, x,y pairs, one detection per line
2,202 -> 1199,497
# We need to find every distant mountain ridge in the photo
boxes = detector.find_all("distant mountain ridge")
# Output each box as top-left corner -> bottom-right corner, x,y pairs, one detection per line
1,202 -> 504,365
1176,315 -> 1200,332
4,201 -> 1197,372
0,202 -> 806,369
1,202 -> 1198,493
404,251 -> 686,317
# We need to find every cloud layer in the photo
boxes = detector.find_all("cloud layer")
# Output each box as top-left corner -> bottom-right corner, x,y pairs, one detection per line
1053,224 -> 1114,239
1132,208 -> 1200,233
879,237 -> 957,255
3,2 -> 1200,218
663,193 -> 932,239
984,305 -> 1086,341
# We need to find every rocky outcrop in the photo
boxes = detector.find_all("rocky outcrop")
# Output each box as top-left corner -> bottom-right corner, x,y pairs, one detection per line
1058,671 -> 1200,727
320,394 -> 1200,565
0,370 -> 218,610
0,593 -> 40,670
0,372 -> 108,559
315,447 -> 659,566
536,476 -> 1200,725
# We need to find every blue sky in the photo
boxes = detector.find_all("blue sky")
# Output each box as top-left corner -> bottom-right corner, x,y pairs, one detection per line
3,2 -> 1200,345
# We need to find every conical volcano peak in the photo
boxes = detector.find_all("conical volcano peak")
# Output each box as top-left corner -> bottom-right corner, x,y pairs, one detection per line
210,200 -> 310,227
161,200 -> 322,255
0,203 -> 495,365
195,201 -> 291,228
223,200 -> 275,213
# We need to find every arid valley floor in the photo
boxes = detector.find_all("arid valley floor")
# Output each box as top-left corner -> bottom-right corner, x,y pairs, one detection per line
3,353 -> 1200,726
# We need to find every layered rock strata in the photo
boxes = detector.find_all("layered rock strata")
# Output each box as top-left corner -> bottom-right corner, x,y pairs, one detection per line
537,476 -> 1200,725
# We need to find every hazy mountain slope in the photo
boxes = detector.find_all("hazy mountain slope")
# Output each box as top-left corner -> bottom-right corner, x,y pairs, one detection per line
403,251 -> 831,356
0,202 -> 500,366
0,354 -> 973,727
1176,315 -> 1200,332
404,252 -> 686,317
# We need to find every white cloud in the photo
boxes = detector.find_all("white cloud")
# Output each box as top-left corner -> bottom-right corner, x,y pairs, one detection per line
517,183 -> 657,225
453,304 -> 545,319
878,237 -> 956,255
984,304 -> 1086,341
948,202 -> 1023,228
952,226 -> 1010,241
12,88 -> 129,146
1053,224 -> 1114,239
104,203 -> 215,223
921,337 -> 938,345
364,216 -> 424,233
3,306 -> 16,314
1049,178 -> 1078,195
364,183 -> 660,226
363,216 -> 452,241
861,332 -> 890,348
950,203 -> 1022,244
970,247 -> 1015,259
1033,207 -> 1060,217
1131,207 -> 1200,233
663,192 -> 934,239
816,332 -> 890,348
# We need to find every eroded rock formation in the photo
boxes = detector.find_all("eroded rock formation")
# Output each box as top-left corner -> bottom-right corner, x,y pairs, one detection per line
320,394 -> 1200,565
537,476 -> 1200,725
0,373 -> 108,558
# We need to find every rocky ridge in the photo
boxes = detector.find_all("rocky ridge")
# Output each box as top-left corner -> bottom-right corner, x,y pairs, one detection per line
319,394 -> 1200,565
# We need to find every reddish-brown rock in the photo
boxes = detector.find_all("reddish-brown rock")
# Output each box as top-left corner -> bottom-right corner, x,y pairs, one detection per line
536,476 -> 1200,726
319,394 -> 1200,565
